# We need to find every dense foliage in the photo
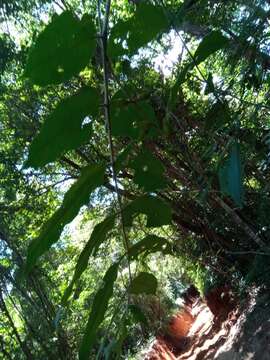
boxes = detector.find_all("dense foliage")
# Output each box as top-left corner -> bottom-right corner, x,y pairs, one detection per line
1,0 -> 270,358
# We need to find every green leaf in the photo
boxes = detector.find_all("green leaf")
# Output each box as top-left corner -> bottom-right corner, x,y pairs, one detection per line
129,304 -> 148,326
204,73 -> 215,95
169,64 -> 190,108
219,142 -> 244,207
123,195 -> 172,228
129,272 -> 157,295
62,215 -> 115,304
25,164 -> 105,274
26,11 -> 96,85
129,235 -> 172,260
79,263 -> 119,360
169,31 -> 229,108
25,87 -> 99,168
194,31 -> 229,65
109,3 -> 168,58
115,144 -> 133,174
111,101 -> 158,139
131,149 -> 167,191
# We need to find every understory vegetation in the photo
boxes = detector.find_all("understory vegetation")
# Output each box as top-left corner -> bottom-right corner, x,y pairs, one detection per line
1,0 -> 270,358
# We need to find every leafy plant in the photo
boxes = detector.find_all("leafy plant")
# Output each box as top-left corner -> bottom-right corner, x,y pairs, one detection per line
1,0 -> 270,358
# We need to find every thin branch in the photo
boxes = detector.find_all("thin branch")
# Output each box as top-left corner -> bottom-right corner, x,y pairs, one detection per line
214,196 -> 266,248
53,0 -> 66,11
225,250 -> 270,256
98,0 -> 132,284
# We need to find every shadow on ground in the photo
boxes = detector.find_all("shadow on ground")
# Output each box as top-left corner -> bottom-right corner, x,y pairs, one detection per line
145,286 -> 270,360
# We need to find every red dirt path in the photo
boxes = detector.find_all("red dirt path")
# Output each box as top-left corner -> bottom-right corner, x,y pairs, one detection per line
145,286 -> 239,360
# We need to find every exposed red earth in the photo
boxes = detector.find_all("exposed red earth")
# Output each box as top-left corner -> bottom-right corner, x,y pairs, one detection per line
144,285 -> 257,360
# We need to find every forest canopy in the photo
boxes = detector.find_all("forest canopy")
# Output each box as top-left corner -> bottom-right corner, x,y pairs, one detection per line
1,0 -> 270,359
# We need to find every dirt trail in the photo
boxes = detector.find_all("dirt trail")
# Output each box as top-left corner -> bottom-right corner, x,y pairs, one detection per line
144,286 -> 270,360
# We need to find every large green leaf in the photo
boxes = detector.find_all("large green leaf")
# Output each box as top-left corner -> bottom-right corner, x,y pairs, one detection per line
129,235 -> 172,260
123,195 -> 172,228
169,31 -> 229,108
62,215 -> 115,304
194,31 -> 229,65
129,272 -> 157,295
131,149 -> 167,191
79,263 -> 119,360
111,101 -> 158,139
219,142 -> 244,207
109,3 -> 168,58
25,87 -> 99,168
26,11 -> 96,85
25,164 -> 105,274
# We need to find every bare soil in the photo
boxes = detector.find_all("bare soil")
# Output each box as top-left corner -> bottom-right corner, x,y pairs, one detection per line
144,286 -> 270,360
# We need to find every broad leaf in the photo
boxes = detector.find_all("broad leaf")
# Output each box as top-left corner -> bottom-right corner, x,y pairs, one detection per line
123,195 -> 172,228
219,142 -> 244,207
131,149 -> 167,191
194,31 -> 229,65
109,3 -> 168,58
129,235 -> 172,260
169,31 -> 229,108
62,215 -> 115,304
26,11 -> 96,85
79,263 -> 119,360
111,101 -> 158,139
25,87 -> 99,168
129,272 -> 157,295
115,144 -> 133,173
25,164 -> 105,273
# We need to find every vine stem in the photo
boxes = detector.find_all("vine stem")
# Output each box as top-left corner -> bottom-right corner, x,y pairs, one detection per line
97,0 -> 132,285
